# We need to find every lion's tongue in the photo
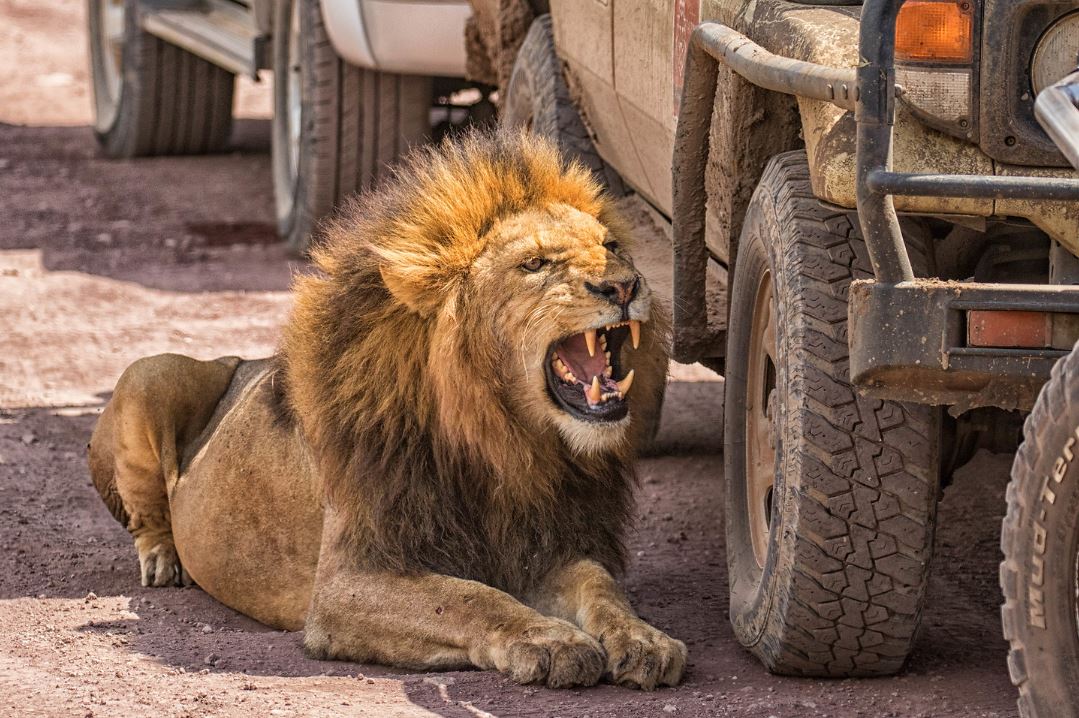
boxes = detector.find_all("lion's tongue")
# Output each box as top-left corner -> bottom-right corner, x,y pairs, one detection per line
555,333 -> 611,387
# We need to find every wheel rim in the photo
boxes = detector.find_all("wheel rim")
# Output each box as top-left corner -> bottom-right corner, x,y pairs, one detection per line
272,0 -> 303,227
745,268 -> 778,570
286,1 -> 302,187
95,0 -> 126,129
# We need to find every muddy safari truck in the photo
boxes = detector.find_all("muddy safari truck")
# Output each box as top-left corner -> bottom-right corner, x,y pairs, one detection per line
87,0 -> 486,253
472,0 -> 1079,712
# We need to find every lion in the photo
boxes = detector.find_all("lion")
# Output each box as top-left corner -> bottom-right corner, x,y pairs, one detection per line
87,131 -> 685,689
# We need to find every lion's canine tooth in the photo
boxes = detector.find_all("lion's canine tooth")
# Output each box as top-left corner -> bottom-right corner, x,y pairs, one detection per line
617,369 -> 635,396
587,375 -> 602,404
584,328 -> 597,357
629,320 -> 641,349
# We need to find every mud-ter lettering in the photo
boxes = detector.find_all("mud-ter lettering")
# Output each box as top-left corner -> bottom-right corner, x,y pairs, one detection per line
1028,428 -> 1079,629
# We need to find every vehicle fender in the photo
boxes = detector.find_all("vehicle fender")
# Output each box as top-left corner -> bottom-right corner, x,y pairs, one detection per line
318,0 -> 379,69
317,0 -> 469,76
693,2 -> 804,278
724,1 -> 1077,246
701,62 -> 801,270
682,0 -> 1079,358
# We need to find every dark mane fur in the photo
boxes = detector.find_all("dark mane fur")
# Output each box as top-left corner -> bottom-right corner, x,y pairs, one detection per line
279,131 -> 640,595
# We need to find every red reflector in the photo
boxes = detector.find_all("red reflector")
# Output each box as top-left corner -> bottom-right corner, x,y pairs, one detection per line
967,310 -> 1050,348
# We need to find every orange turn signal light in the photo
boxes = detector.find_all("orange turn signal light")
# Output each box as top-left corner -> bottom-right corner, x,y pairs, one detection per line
896,0 -> 974,64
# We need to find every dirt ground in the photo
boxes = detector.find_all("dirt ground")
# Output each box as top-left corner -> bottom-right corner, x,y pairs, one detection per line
1,1 -> 1021,716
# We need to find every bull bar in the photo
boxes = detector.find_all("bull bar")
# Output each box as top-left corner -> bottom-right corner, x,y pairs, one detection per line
672,0 -> 1079,410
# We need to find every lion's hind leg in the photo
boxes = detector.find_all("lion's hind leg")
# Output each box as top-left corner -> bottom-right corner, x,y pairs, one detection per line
111,420 -> 187,588
88,353 -> 240,587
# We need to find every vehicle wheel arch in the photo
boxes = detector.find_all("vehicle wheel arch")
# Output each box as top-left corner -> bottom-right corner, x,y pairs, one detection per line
672,47 -> 802,364
703,73 -> 803,322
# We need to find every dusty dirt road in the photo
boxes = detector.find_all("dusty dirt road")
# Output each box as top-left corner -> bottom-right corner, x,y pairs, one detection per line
1,1 -> 1020,716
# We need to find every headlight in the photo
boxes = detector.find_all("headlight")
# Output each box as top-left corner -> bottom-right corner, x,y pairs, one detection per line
1032,10 -> 1079,96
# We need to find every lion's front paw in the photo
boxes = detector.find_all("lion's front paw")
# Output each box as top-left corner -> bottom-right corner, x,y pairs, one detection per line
496,619 -> 607,688
600,619 -> 687,690
134,534 -> 190,588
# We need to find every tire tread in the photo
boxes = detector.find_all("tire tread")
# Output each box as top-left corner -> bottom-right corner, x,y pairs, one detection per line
276,0 -> 430,253
729,151 -> 939,677
91,0 -> 234,158
1001,339 -> 1079,718
501,15 -> 625,195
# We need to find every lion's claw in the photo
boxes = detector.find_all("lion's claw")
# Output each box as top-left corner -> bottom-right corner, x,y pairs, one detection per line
601,620 -> 687,690
498,619 -> 606,688
136,539 -> 190,587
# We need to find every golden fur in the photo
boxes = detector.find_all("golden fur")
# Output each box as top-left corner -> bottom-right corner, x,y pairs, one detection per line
278,131 -> 669,595
89,131 -> 684,689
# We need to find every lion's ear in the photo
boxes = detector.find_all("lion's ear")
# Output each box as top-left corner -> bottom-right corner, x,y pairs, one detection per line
379,263 -> 447,316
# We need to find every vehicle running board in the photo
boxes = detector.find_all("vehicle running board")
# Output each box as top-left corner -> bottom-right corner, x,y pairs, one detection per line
140,0 -> 267,78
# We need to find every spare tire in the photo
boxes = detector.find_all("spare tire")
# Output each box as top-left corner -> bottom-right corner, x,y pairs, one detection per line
1001,341 -> 1079,718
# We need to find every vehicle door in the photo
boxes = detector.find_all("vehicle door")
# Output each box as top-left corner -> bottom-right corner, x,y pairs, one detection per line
611,0 -> 693,214
550,0 -> 653,197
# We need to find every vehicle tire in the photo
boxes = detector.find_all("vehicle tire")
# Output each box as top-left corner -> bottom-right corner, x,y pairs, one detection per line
1001,342 -> 1079,718
724,151 -> 941,676
272,0 -> 432,255
88,0 -> 235,158
500,15 -> 625,196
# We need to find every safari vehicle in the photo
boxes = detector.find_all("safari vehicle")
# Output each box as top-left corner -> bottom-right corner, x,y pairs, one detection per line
476,0 -> 1079,710
87,0 -> 478,252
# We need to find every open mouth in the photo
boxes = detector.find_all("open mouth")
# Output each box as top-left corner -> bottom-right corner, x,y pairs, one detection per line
545,319 -> 642,423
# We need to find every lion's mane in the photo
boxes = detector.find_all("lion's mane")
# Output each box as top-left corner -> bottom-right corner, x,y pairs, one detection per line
279,132 -> 650,594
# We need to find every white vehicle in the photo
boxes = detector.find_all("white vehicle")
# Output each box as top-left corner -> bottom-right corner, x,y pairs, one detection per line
88,0 -> 476,252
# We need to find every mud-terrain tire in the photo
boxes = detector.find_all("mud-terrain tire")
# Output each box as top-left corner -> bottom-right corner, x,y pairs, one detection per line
500,15 -> 625,195
89,0 -> 234,158
724,151 -> 941,676
272,0 -> 432,254
1001,342 -> 1079,718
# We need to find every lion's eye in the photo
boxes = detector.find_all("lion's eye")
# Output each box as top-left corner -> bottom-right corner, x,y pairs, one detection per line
520,256 -> 547,272
604,240 -> 620,251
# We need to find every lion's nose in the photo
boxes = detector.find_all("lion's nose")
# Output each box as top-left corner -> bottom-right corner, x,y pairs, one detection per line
584,276 -> 640,308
